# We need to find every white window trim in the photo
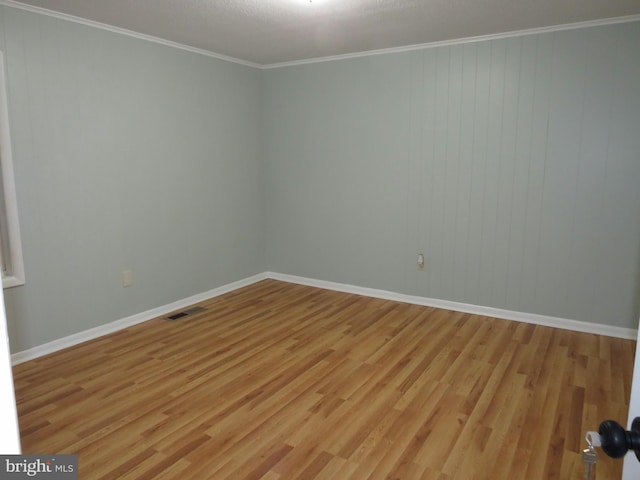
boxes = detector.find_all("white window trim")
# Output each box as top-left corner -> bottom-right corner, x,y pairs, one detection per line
0,52 -> 24,289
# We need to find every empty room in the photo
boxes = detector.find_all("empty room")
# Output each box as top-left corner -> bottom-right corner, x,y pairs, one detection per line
0,0 -> 640,478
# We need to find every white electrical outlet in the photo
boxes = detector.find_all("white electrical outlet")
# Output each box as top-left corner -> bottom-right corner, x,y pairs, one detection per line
122,270 -> 133,287
417,253 -> 425,269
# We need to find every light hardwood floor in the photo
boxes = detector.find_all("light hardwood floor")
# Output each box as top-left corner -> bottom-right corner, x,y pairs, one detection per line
13,279 -> 635,479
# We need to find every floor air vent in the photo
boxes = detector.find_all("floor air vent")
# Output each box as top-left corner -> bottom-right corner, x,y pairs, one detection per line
167,306 -> 206,320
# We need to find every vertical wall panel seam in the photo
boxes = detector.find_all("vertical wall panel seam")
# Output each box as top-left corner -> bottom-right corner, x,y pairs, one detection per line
494,41 -> 509,306
486,41 -> 505,306
454,46 -> 465,300
405,53 -> 424,295
504,37 -> 523,309
564,30 -> 589,317
463,45 -> 478,302
417,52 -> 425,293
478,42 -> 491,305
530,32 -> 554,311
518,37 -> 538,311
428,51 -> 440,298
442,47 -> 451,296
424,51 -> 435,297
594,27 -> 621,320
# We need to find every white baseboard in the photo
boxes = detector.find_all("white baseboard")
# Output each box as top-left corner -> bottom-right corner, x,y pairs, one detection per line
265,272 -> 638,340
12,270 -> 636,365
10,273 -> 268,365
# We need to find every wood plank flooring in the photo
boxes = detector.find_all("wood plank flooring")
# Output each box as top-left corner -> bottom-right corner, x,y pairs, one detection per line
13,279 -> 635,479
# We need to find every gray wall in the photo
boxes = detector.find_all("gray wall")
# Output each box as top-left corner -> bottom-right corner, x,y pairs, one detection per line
2,5 -> 639,354
0,6 -> 265,352
264,22 -> 640,329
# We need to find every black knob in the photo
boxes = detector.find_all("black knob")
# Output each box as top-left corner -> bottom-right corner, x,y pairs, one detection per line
599,419 -> 640,461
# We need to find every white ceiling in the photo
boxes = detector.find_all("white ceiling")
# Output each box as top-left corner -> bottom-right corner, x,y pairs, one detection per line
7,0 -> 640,66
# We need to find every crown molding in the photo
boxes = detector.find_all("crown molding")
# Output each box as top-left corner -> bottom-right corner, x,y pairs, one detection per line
263,14 -> 640,69
0,0 -> 262,69
1,2 -> 639,71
